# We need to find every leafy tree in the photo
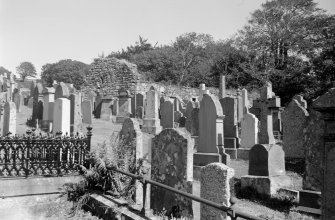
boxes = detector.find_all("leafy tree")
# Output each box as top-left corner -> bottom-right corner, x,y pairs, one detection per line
16,62 -> 36,80
0,66 -> 11,76
41,59 -> 89,89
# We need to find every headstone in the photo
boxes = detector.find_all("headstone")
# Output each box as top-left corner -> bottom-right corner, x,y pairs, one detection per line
116,89 -> 132,123
28,97 -> 33,108
53,98 -> 70,135
3,102 -> 16,135
54,82 -> 70,100
198,84 -> 209,102
82,100 -> 92,124
151,128 -> 193,217
313,87 -> 335,220
237,89 -> 244,123
160,99 -> 174,129
42,87 -> 55,131
69,93 -> 83,134
282,97 -> 309,158
200,163 -> 234,220
32,83 -> 43,120
220,97 -> 239,151
219,74 -> 226,99
37,100 -> 44,120
100,96 -> 114,120
13,92 -> 23,113
29,81 -> 36,98
135,106 -> 144,119
142,88 -> 162,135
174,110 -> 183,127
194,94 -> 229,166
185,101 -> 197,134
136,93 -> 144,108
240,109 -> 259,149
241,88 -> 249,115
250,82 -> 281,144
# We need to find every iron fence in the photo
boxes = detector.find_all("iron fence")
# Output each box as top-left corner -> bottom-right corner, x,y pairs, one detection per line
109,167 -> 262,220
0,127 -> 92,178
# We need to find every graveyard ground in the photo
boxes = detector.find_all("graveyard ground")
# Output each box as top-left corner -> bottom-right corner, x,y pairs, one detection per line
15,107 -> 316,220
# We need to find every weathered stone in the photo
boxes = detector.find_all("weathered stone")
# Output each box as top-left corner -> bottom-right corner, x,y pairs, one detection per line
70,93 -> 83,134
220,97 -> 239,149
240,110 -> 259,149
151,128 -> 193,217
135,106 -> 144,119
82,100 -> 93,124
241,88 -> 249,115
3,101 -> 16,135
42,87 -> 55,130
160,99 -> 174,129
219,74 -> 226,99
53,98 -> 70,135
116,89 -> 132,123
13,92 -> 23,113
142,88 -> 162,135
282,98 -> 309,158
174,110 -> 183,126
200,163 -> 234,220
185,101 -> 199,135
100,97 -> 114,120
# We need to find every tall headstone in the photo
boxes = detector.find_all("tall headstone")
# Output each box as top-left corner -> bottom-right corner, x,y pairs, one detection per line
142,88 -> 162,135
32,83 -> 43,121
3,101 -> 16,136
241,88 -> 249,115
237,89 -> 244,123
42,87 -> 55,131
240,109 -> 259,149
100,96 -> 114,120
312,87 -> 335,220
220,97 -> 239,158
70,93 -> 83,134
282,96 -> 309,158
151,128 -> 193,217
116,89 -> 132,123
219,74 -> 226,99
53,98 -> 70,135
160,99 -> 174,129
82,100 -> 93,124
200,163 -> 234,220
250,82 -> 281,144
185,101 -> 199,135
194,94 -> 229,166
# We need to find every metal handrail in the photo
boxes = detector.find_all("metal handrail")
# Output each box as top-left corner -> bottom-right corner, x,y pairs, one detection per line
109,167 -> 262,220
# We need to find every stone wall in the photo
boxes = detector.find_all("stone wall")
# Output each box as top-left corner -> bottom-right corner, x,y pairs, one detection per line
86,58 -> 141,96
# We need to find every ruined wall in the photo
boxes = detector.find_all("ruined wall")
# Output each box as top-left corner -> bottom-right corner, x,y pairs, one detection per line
86,58 -> 141,96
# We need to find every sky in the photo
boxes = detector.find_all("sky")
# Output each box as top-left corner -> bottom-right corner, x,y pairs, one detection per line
0,0 -> 334,77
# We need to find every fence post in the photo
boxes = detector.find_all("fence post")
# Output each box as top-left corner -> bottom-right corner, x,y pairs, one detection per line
25,130 -> 32,177
56,131 -> 62,176
86,126 -> 92,152
141,180 -> 151,217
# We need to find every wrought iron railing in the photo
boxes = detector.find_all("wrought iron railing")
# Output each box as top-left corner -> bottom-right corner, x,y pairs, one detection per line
109,167 -> 262,220
0,127 -> 92,178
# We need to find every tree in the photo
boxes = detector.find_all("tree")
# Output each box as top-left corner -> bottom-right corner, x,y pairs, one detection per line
16,62 -> 36,80
0,66 -> 11,76
41,59 -> 89,89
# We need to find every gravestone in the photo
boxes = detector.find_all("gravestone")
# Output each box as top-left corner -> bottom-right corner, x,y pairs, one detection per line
32,83 -> 44,120
160,99 -> 174,129
241,88 -> 249,115
54,82 -> 70,100
282,96 -> 309,158
3,102 -> 16,136
142,88 -> 162,135
174,110 -> 183,127
190,107 -> 200,136
194,94 -> 229,166
53,98 -> 70,135
100,96 -> 114,120
220,97 -> 239,158
116,89 -> 132,123
185,101 -> 199,135
135,106 -> 144,119
313,87 -> 335,220
219,74 -> 226,99
200,163 -> 234,220
28,97 -> 33,108
237,89 -> 244,123
136,93 -> 144,108
119,118 -> 149,207
240,109 -> 259,149
29,81 -> 36,99
151,128 -> 193,217
13,92 -> 23,113
198,84 -> 209,102
37,100 -> 44,120
82,100 -> 93,124
42,87 -> 55,131
70,93 -> 83,134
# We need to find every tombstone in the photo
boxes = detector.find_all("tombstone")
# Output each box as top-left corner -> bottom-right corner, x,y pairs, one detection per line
250,82 -> 281,144
174,110 -> 183,127
272,109 -> 283,138
70,93 -> 83,134
240,109 -> 259,149
32,83 -> 44,120
82,100 -> 93,124
3,102 -> 16,136
190,107 -> 200,136
28,97 -> 34,108
100,96 -> 114,120
219,74 -> 226,99
198,83 -> 209,102
142,88 -> 162,135
13,92 -> 23,113
135,106 -> 144,119
151,128 -> 193,217
200,163 -> 234,220
312,87 -> 335,220
42,87 -> 55,131
116,89 -> 132,123
86,90 -> 96,110
241,144 -> 291,195
160,99 -> 174,129
136,93 -> 144,108
54,82 -> 70,100
93,92 -> 103,117
282,97 -> 309,158
236,89 -> 244,123
194,94 -> 229,166
29,81 -> 36,98
37,100 -> 44,120
220,97 -> 239,159
185,101 -> 197,134
241,88 -> 249,115
53,98 -> 70,135
112,98 -> 118,115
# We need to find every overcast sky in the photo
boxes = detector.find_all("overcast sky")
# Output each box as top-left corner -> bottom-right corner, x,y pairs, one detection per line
1,0 -> 334,76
